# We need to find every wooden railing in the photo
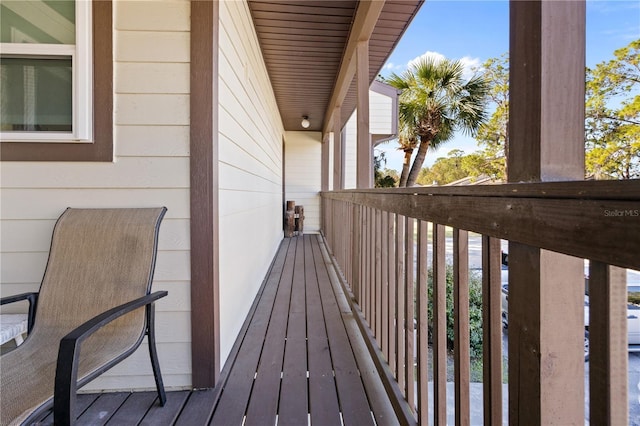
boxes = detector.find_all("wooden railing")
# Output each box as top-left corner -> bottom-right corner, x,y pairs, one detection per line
321,180 -> 640,425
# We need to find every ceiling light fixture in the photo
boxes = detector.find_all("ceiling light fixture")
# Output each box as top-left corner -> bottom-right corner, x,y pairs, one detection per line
301,116 -> 310,129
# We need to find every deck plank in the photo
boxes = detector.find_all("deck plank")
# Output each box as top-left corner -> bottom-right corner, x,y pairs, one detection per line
105,392 -> 158,425
76,392 -> 129,425
174,389 -> 216,426
210,239 -> 291,425
278,238 -> 309,425
311,235 -> 375,426
139,390 -> 190,426
244,238 -> 297,425
38,393 -> 100,425
305,236 -> 342,426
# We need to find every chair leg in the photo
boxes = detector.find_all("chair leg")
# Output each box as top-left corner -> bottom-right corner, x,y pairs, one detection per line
147,303 -> 167,406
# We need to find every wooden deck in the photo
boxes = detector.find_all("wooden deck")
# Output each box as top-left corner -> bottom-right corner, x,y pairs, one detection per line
32,235 -> 397,425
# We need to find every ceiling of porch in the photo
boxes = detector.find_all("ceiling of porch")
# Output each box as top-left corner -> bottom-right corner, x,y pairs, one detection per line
247,0 -> 423,132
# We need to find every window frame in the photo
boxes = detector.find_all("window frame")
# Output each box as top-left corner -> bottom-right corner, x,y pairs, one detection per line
0,0 -> 112,162
0,0 -> 92,142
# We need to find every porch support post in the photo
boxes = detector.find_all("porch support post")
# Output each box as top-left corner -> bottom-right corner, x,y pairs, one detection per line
321,133 -> 330,192
356,40 -> 372,189
507,1 -> 586,424
321,133 -> 330,234
190,0 -> 220,387
333,107 -> 344,190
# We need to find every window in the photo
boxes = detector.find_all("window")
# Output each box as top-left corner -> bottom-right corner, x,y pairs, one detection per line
0,0 -> 112,161
1,0 -> 92,142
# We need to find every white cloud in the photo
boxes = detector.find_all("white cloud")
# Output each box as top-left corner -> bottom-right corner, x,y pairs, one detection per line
406,51 -> 446,69
405,51 -> 483,81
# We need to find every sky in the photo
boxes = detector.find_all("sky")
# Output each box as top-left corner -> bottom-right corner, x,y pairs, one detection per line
376,0 -> 640,173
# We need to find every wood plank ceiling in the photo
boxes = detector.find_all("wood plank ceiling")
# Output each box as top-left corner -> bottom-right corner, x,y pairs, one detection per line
247,0 -> 423,132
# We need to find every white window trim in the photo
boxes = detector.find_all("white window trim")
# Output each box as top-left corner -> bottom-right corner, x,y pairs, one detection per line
0,0 -> 93,143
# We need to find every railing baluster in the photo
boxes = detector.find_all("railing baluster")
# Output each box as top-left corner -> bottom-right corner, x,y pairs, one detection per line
352,204 -> 361,304
388,212 -> 397,375
367,207 -> 374,328
405,217 -> 415,411
417,220 -> 429,423
375,209 -> 382,340
482,235 -> 503,425
396,214 -> 406,391
454,228 -> 470,426
589,261 -> 628,425
363,207 -> 370,321
433,223 -> 447,425
381,211 -> 390,362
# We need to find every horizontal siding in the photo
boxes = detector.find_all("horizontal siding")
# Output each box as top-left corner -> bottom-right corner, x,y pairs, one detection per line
116,31 -> 189,63
285,131 -> 322,232
116,94 -> 190,126
370,90 -> 393,134
116,63 -> 190,94
218,0 -> 285,367
0,0 -> 192,391
115,126 -> 189,157
115,0 -> 190,32
0,189 -> 190,219
0,158 -> 190,188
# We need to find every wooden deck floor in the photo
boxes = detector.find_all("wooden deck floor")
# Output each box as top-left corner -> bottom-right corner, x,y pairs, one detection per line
34,235 -> 397,425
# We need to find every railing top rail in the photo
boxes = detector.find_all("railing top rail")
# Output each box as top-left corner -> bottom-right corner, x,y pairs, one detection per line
322,179 -> 640,201
321,180 -> 640,271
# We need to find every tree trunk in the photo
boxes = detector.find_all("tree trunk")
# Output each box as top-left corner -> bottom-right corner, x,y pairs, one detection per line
405,138 -> 431,187
399,148 -> 414,187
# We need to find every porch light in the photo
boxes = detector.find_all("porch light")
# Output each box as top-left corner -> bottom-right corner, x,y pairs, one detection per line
301,116 -> 310,129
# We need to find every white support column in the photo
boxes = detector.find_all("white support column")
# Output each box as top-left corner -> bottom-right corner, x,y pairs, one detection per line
507,1 -> 586,424
333,107 -> 344,190
321,133 -> 329,192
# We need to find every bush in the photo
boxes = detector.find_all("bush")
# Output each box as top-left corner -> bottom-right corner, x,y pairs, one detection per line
426,264 -> 484,359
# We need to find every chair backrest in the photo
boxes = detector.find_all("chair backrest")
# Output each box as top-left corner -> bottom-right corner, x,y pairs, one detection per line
33,207 -> 166,340
1,207 -> 167,426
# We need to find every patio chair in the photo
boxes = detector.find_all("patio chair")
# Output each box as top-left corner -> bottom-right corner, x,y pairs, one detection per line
0,207 -> 168,426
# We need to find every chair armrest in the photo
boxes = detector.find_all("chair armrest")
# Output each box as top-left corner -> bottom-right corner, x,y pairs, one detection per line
54,291 -> 168,424
0,292 -> 38,306
1,292 -> 38,333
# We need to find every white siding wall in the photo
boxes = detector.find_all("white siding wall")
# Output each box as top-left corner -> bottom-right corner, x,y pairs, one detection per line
284,131 -> 321,233
370,90 -> 393,135
0,0 -> 192,391
342,88 -> 396,189
218,0 -> 285,366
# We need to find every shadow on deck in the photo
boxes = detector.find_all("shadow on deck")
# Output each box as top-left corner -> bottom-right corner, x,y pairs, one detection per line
33,235 -> 397,425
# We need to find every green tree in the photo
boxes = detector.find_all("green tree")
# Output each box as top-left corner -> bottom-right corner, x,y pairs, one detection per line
416,150 -> 498,186
585,39 -> 640,179
386,57 -> 489,187
374,150 -> 398,187
416,150 -> 466,185
476,53 -> 509,180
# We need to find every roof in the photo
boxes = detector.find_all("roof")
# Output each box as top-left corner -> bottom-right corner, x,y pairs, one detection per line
247,0 -> 423,132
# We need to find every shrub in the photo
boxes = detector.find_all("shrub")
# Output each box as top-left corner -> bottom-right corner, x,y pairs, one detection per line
426,264 -> 484,359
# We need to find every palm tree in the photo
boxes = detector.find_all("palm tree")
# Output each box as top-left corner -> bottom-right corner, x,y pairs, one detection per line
396,125 -> 418,187
387,57 -> 489,187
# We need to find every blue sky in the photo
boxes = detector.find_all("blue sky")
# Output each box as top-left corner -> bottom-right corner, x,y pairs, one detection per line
377,0 -> 640,172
